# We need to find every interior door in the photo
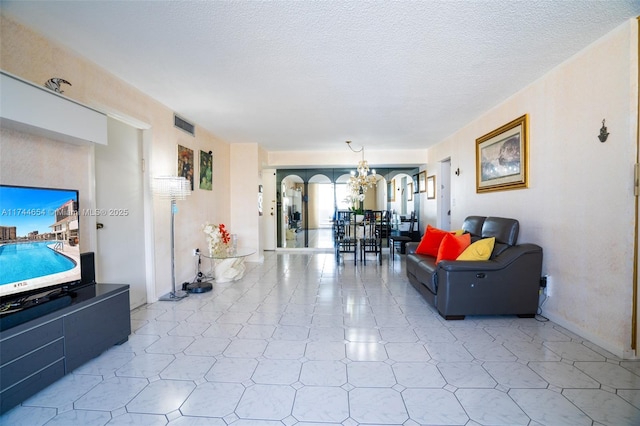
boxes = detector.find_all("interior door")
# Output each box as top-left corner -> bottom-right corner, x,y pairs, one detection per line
439,159 -> 452,230
262,169 -> 277,250
94,118 -> 146,309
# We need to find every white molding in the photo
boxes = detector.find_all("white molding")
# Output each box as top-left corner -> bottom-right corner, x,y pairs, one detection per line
0,70 -> 107,145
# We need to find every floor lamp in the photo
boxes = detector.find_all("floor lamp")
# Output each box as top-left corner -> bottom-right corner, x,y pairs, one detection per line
154,176 -> 191,301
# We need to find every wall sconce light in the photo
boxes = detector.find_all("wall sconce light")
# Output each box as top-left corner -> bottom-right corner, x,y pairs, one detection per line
454,168 -> 461,176
598,119 -> 609,143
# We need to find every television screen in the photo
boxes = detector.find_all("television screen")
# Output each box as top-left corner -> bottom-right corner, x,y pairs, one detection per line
0,185 -> 81,302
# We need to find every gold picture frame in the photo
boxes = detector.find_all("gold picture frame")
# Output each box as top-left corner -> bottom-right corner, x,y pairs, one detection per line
476,114 -> 529,193
418,171 -> 427,193
427,175 -> 436,199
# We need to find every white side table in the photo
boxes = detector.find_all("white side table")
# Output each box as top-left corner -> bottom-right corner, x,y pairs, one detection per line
210,248 -> 255,283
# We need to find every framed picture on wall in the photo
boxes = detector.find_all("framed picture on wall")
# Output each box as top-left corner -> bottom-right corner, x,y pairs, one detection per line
476,114 -> 529,193
408,183 -> 413,201
199,150 -> 212,190
178,144 -> 194,191
427,175 -> 436,199
418,171 -> 427,193
387,179 -> 396,202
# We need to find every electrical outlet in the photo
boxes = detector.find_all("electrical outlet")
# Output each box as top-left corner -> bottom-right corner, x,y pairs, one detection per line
545,275 -> 552,297
193,248 -> 200,256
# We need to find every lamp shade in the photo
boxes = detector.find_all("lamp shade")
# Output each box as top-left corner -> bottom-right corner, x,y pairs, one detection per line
153,176 -> 191,200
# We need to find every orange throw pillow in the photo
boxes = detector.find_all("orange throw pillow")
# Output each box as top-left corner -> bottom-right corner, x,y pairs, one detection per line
436,233 -> 471,264
415,225 -> 450,256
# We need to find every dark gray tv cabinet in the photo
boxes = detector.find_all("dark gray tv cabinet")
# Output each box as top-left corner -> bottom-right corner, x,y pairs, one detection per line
0,283 -> 130,414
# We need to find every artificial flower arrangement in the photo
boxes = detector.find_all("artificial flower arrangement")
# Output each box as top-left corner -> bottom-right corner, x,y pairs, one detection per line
344,192 -> 366,215
202,222 -> 231,256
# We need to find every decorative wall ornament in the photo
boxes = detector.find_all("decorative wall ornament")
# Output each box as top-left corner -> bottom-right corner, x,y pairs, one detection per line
44,77 -> 71,93
178,144 -> 194,191
199,150 -> 212,190
598,119 -> 610,143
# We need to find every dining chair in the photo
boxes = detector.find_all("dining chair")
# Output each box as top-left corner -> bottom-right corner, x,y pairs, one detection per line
359,210 -> 383,265
335,210 -> 357,265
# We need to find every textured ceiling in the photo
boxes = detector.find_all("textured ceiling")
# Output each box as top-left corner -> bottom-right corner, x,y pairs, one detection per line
2,1 -> 639,152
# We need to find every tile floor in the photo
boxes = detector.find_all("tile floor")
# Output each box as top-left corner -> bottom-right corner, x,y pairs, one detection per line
3,251 -> 640,425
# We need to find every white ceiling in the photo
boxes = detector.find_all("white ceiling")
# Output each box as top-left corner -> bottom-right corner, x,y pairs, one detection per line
2,1 -> 639,153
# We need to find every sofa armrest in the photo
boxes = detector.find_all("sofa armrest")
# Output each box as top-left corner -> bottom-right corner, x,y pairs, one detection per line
437,244 -> 542,272
435,244 -> 543,317
406,242 -> 419,255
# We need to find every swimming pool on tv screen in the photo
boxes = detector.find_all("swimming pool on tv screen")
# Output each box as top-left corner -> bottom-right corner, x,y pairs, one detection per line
0,241 -> 76,285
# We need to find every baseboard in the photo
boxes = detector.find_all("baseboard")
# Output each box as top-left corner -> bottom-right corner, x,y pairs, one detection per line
541,309 -> 636,360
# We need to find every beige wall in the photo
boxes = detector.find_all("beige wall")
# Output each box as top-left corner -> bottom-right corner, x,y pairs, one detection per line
0,15 -> 232,299
425,19 -> 638,357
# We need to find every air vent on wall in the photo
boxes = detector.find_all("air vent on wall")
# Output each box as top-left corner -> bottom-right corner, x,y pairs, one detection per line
174,114 -> 195,136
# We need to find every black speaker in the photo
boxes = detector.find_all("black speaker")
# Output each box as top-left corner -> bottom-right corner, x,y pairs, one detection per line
80,252 -> 96,284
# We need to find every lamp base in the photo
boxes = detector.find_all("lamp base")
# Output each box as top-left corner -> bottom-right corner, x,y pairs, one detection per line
186,281 -> 213,294
158,290 -> 189,301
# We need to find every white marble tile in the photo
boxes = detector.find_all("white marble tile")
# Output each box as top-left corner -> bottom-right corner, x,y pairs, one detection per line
22,373 -> 102,408
201,322 -> 242,338
346,342 -> 388,361
544,341 -> 607,361
574,361 -> 640,389
308,326 -> 345,341
347,361 -> 396,387
106,412 -> 168,425
272,325 -> 309,340
437,362 -> 497,388
463,340 -> 517,362
263,340 -> 307,359
528,361 -> 601,388
252,359 -> 302,385
618,389 -> 640,410
167,322 -> 210,337
184,337 -> 230,356
73,350 -> 136,375
424,341 -> 474,362
299,360 -> 347,386
167,416 -> 226,425
509,388 -> 592,426
180,382 -> 245,417
414,326 -> 457,343
0,405 -> 57,426
145,335 -> 194,354
126,379 -> 194,414
237,324 -> 276,339
563,389 -> 640,426
392,362 -> 447,388
378,326 -> 418,342
135,320 -> 180,335
111,334 -> 160,353
344,327 -> 381,342
305,341 -> 346,360
402,388 -> 468,425
115,353 -> 175,378
349,387 -> 408,424
42,409 -> 112,425
73,376 -> 148,411
223,338 -> 268,358
456,388 -> 529,425
483,361 -> 548,389
292,386 -> 349,423
385,342 -> 430,362
502,340 -> 562,361
159,355 -> 216,380
205,357 -> 257,382
235,384 -> 296,420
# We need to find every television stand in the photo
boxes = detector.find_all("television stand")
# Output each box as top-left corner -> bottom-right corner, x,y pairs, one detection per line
0,283 -> 130,414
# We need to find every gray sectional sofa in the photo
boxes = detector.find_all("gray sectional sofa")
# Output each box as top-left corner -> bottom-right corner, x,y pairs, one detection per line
405,216 -> 543,319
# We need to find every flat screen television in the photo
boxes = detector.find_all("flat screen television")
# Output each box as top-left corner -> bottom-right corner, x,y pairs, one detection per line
0,184 -> 82,314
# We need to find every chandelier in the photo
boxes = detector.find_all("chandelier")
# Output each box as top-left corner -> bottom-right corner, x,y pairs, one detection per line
346,141 -> 377,194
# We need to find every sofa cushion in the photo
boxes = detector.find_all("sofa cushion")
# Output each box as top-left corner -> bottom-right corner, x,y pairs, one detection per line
481,217 -> 519,245
457,237 -> 495,261
462,216 -> 486,237
415,225 -> 449,256
436,233 -> 471,264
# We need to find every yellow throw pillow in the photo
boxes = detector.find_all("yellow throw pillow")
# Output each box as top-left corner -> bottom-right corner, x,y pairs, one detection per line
456,237 -> 495,261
